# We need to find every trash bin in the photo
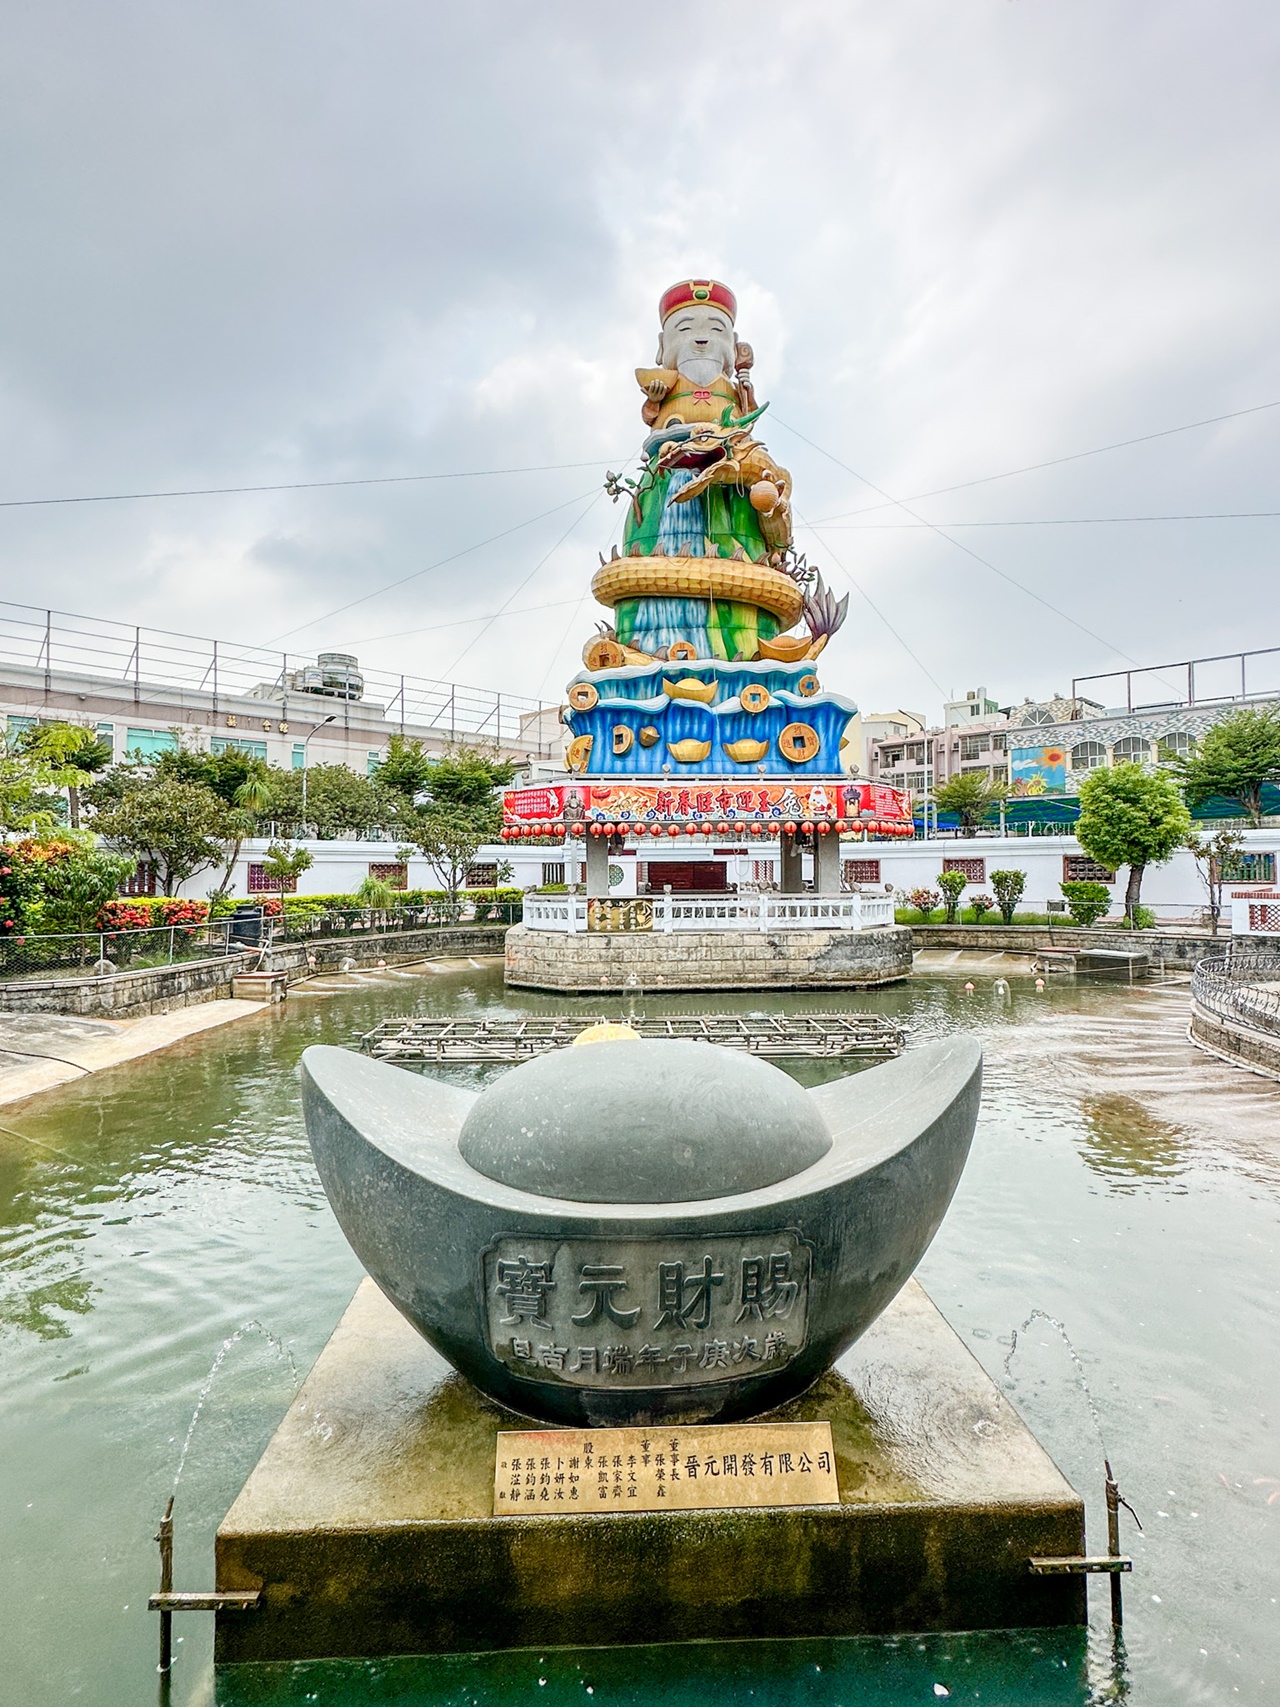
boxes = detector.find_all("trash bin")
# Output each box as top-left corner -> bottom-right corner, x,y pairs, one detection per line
229,903 -> 264,949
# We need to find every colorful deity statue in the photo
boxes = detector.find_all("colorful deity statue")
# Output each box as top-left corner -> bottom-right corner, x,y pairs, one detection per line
565,279 -> 853,781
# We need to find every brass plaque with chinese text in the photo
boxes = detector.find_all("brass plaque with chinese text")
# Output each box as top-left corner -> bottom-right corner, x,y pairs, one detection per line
586,898 -> 653,932
494,1420 -> 838,1515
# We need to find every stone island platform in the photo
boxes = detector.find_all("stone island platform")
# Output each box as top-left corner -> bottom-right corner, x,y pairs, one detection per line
214,1277 -> 1085,1663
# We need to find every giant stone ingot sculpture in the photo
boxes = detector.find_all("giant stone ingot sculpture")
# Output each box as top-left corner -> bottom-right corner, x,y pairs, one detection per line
301,1031 -> 982,1427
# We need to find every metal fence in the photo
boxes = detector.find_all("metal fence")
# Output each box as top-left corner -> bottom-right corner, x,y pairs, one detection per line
1191,951 -> 1280,1039
0,900 -> 523,981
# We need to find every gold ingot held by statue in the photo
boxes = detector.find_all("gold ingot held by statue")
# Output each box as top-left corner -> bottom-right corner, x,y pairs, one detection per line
778,722 -> 821,764
724,738 -> 770,764
756,633 -> 813,664
663,676 -> 717,704
667,738 -> 713,764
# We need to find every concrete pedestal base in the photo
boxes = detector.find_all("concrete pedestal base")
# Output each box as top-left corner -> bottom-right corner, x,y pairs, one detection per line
503,923 -> 914,993
215,1278 -> 1085,1663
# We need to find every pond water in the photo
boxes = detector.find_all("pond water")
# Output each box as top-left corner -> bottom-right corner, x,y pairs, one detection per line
0,955 -> 1277,1706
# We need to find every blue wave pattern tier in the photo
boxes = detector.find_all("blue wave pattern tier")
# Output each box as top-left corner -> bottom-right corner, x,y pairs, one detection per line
564,659 -> 857,778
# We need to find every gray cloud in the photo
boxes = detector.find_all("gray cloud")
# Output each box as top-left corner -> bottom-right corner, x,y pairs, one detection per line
2,1 -> 1278,719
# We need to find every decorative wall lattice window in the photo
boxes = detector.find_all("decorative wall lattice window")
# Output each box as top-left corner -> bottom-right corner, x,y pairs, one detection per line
368,862 -> 408,889
1113,736 -> 1150,762
1218,852 -> 1276,884
1247,901 -> 1280,934
751,859 -> 775,883
248,863 -> 297,893
119,861 -> 156,897
541,862 -> 566,886
943,857 -> 985,882
466,863 -> 498,888
1071,741 -> 1107,771
843,859 -> 882,884
1063,855 -> 1115,884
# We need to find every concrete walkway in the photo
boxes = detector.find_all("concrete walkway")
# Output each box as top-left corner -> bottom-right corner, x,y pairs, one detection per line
0,1000 -> 268,1107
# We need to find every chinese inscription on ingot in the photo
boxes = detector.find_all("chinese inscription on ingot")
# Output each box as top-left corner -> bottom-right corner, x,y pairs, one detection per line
494,1421 -> 838,1515
483,1233 -> 810,1387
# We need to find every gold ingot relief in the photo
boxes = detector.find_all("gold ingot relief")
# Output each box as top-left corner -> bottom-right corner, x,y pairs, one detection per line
567,681 -> 599,711
638,725 -> 661,747
611,725 -> 634,756
566,734 -> 595,772
724,738 -> 770,764
778,722 -> 821,764
739,683 -> 771,714
667,738 -> 713,763
756,633 -> 812,664
663,676 -> 718,704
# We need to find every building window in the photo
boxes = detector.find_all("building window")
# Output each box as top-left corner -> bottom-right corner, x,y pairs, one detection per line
991,733 -> 1007,752
944,857 -> 986,882
541,861 -> 566,886
1156,731 -> 1192,761
119,861 -> 157,897
125,727 -> 179,758
1023,707 -> 1054,726
1071,741 -> 1107,771
292,743 -> 306,770
905,771 -> 926,790
368,862 -> 408,890
1063,855 -> 1115,884
211,736 -> 269,761
95,722 -> 114,750
6,715 -> 37,739
466,863 -> 498,888
248,863 -> 297,893
844,859 -> 882,884
960,735 -> 989,760
367,751 -> 381,776
1113,736 -> 1150,763
1217,851 -> 1276,884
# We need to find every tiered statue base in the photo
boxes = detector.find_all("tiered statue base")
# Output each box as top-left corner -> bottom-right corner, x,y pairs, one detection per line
503,922 -> 914,993
214,1277 -> 1085,1664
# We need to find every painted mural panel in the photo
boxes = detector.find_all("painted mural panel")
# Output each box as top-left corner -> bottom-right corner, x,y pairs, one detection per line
1009,745 -> 1068,796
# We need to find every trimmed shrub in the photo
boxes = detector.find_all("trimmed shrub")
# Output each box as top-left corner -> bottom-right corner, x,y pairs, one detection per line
969,893 -> 994,923
908,887 -> 941,923
1059,881 -> 1110,927
937,869 -> 968,924
991,869 -> 1027,924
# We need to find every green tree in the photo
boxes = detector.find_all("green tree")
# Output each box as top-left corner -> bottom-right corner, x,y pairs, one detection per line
209,770 -> 276,907
154,744 -> 270,808
1172,707 -> 1280,826
261,841 -> 314,912
35,845 -> 135,956
405,804 -> 492,916
374,735 -> 435,803
20,724 -> 114,829
420,746 -> 516,812
1076,763 -> 1191,922
267,764 -> 402,839
1184,825 -> 1246,936
931,771 -> 1006,833
92,779 -> 237,895
937,868 -> 968,923
990,869 -> 1026,924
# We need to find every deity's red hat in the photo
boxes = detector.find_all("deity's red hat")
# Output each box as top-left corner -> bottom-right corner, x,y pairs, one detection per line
659,279 -> 737,323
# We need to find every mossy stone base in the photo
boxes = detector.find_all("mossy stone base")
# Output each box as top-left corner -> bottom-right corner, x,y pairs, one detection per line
215,1279 -> 1085,1663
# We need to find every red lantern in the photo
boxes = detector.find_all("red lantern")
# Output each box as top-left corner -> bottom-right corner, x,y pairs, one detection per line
800,821 -> 814,835
817,821 -> 830,834
684,823 -> 697,835
717,821 -> 729,834
590,824 -> 603,837
783,820 -> 798,835
667,825 -> 680,837
750,823 -> 762,836
700,822 -> 713,835
553,821 -> 565,835
835,818 -> 847,833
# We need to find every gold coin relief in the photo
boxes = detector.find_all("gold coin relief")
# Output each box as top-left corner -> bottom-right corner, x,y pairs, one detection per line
611,725 -> 634,755
796,673 -> 820,697
567,681 -> 599,711
739,683 -> 771,714
778,722 -> 821,763
566,734 -> 595,771
668,639 -> 699,662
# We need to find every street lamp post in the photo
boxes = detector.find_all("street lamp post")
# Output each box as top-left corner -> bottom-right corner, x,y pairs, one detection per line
300,715 -> 336,829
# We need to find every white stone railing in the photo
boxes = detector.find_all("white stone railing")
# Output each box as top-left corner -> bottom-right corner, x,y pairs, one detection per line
521,892 -> 895,934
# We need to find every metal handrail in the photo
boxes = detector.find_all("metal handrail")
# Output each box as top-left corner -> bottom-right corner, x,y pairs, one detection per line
1191,951 -> 1280,1038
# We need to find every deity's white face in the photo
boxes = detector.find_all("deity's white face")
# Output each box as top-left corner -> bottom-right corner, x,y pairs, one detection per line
659,304 -> 735,385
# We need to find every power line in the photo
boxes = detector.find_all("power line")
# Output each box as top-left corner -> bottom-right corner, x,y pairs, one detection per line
777,416 -> 1148,667
808,509 -> 1280,529
265,486 -> 601,645
350,596 -> 587,648
0,457 -> 626,511
795,508 -> 946,697
808,396 -> 1280,523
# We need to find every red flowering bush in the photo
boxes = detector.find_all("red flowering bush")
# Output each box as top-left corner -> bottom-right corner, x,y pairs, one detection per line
99,900 -> 153,933
155,899 -> 209,928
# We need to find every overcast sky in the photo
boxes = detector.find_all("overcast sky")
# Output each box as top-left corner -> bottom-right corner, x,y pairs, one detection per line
3,2 -> 1279,723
